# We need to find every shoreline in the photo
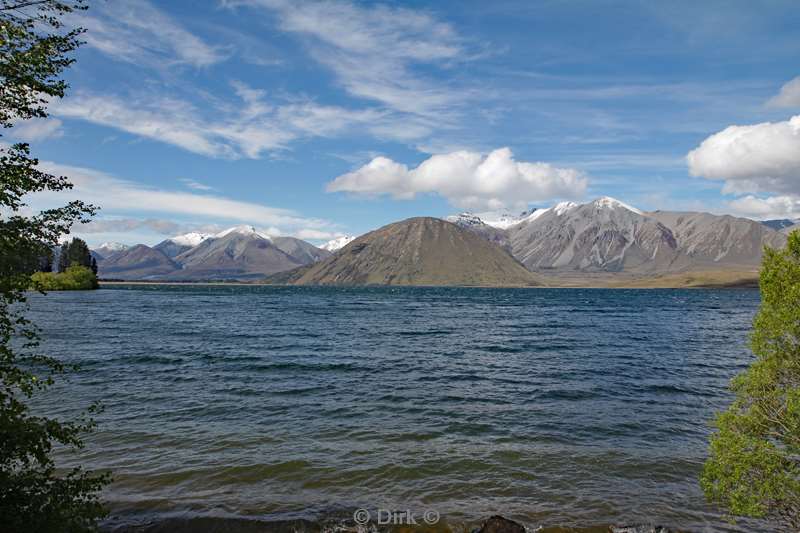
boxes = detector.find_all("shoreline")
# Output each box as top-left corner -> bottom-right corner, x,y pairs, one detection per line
99,273 -> 760,290
100,511 -> 687,533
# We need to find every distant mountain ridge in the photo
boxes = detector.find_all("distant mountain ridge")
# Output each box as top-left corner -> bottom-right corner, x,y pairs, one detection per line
93,198 -> 795,285
94,227 -> 330,281
448,196 -> 788,277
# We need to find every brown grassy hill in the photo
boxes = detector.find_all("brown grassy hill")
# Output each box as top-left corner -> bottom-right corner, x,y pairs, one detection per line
292,217 -> 541,287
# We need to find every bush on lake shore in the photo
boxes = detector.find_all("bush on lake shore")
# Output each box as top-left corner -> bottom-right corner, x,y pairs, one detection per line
31,266 -> 99,291
702,231 -> 800,527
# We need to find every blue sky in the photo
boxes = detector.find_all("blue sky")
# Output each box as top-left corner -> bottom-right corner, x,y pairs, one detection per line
13,0 -> 800,246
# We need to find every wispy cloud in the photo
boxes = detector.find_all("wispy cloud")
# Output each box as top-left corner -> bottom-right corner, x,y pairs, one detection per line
52,82 -> 384,158
29,161 -> 334,234
180,178 -> 215,192
74,0 -> 226,68
228,0 -> 468,120
8,118 -> 63,142
74,217 -> 183,235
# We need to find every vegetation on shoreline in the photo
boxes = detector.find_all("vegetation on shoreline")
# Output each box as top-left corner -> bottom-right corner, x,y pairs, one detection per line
32,266 -> 98,291
1,1 -> 109,531
702,231 -> 800,528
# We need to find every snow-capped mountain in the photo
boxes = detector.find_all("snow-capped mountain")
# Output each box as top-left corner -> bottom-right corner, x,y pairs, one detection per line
508,197 -> 679,272
168,232 -> 213,247
445,213 -> 511,251
154,232 -> 215,258
320,235 -> 355,252
98,241 -> 129,251
215,225 -> 272,240
92,242 -> 129,260
449,196 -> 787,274
97,225 -> 330,280
475,208 -> 540,229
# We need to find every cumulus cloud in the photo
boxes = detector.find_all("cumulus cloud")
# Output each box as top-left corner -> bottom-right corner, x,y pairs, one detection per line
687,115 -> 800,195
327,147 -> 588,210
727,195 -> 800,220
767,77 -> 800,108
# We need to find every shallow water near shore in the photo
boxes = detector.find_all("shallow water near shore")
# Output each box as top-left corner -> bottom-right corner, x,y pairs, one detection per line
27,285 -> 772,531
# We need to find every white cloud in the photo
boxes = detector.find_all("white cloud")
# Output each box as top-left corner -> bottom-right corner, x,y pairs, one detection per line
75,0 -> 226,68
180,179 -> 215,192
74,218 -> 182,235
327,147 -> 588,210
9,119 -> 63,141
229,0 -> 466,119
687,115 -> 800,195
767,77 -> 800,108
727,195 -> 800,220
52,83 -> 383,159
29,161 -> 333,232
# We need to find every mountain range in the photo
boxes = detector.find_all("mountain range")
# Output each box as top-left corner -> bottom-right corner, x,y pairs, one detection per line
93,197 -> 797,286
96,226 -> 331,281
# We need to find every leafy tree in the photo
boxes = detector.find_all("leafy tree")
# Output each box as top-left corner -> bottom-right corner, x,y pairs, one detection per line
60,237 -> 91,270
702,231 -> 800,529
39,248 -> 54,272
89,256 -> 96,276
1,0 -> 110,531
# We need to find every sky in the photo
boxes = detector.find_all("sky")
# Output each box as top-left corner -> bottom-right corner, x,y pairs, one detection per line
10,0 -> 800,247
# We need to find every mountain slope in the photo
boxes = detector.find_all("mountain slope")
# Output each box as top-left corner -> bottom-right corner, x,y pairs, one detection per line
272,237 -> 331,264
445,213 -> 511,252
292,217 -> 540,286
171,227 -> 303,280
648,211 -> 787,269
97,245 -> 179,279
92,242 -> 128,260
508,197 -> 681,273
154,232 -> 213,258
784,222 -> 800,236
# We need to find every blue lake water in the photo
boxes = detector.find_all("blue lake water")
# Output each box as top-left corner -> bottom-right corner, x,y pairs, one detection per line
26,286 -> 769,531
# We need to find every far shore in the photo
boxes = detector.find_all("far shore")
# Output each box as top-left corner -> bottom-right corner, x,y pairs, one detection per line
99,269 -> 761,290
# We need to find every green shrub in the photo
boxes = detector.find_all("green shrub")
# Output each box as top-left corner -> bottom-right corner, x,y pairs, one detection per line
702,231 -> 800,528
31,266 -> 98,291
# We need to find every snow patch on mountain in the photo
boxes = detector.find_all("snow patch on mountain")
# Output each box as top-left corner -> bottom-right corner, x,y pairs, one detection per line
167,232 -> 213,247
591,196 -> 643,215
215,225 -> 272,240
475,209 -> 540,229
97,242 -> 129,252
321,235 -> 355,251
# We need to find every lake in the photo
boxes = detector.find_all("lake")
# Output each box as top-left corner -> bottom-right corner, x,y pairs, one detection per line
26,286 -> 769,532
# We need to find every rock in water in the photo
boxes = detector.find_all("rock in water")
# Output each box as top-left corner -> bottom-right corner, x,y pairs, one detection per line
476,516 -> 527,533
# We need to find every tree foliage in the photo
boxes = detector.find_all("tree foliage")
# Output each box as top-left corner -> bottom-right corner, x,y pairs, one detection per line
57,237 -> 92,273
702,231 -> 800,529
31,265 -> 97,290
1,1 -> 110,531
